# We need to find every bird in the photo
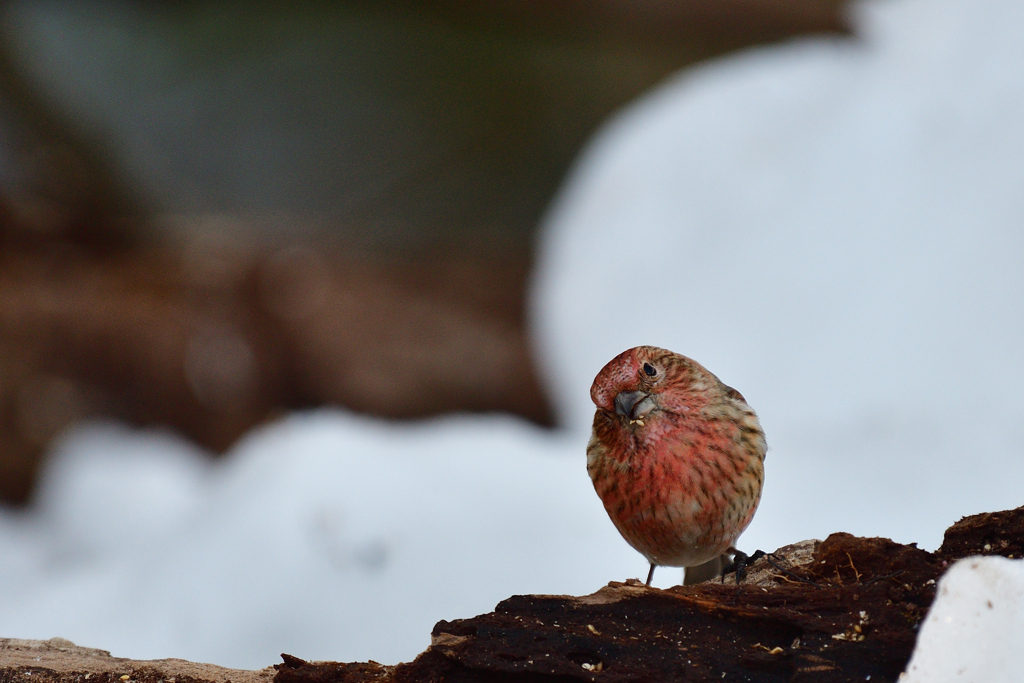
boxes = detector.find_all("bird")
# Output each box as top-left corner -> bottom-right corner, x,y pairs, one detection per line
587,345 -> 766,586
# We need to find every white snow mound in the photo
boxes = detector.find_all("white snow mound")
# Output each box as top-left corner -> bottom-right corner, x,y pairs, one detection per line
902,556 -> 1024,682
0,414 -> 641,667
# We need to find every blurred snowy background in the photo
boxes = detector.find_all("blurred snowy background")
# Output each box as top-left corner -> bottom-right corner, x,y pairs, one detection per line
1,0 -> 1023,672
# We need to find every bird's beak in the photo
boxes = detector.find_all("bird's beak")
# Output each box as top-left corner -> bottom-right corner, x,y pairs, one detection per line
614,391 -> 655,420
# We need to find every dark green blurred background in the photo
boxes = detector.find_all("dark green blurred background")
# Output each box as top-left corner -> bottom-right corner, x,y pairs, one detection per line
0,0 -> 845,251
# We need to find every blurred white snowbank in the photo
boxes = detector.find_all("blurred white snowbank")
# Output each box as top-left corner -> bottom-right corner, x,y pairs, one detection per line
2,0 -> 1024,671
0,414 -> 638,666
902,556 -> 1024,681
33,425 -> 212,558
531,0 -> 1024,554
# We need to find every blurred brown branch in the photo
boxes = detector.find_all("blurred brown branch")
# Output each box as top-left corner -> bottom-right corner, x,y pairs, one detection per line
0,240 -> 550,505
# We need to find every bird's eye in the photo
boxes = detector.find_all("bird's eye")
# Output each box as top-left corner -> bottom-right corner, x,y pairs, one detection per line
642,362 -> 657,377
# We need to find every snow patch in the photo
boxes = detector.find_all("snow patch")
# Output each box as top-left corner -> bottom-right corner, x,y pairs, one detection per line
0,413 -> 642,667
902,556 -> 1024,681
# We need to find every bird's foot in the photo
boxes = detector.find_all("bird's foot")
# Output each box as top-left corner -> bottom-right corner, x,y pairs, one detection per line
723,549 -> 766,584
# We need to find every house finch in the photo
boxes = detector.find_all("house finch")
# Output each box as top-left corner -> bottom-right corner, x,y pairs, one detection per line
587,346 -> 766,586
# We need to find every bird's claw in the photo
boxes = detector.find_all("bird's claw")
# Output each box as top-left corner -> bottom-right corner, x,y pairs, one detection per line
723,549 -> 766,584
